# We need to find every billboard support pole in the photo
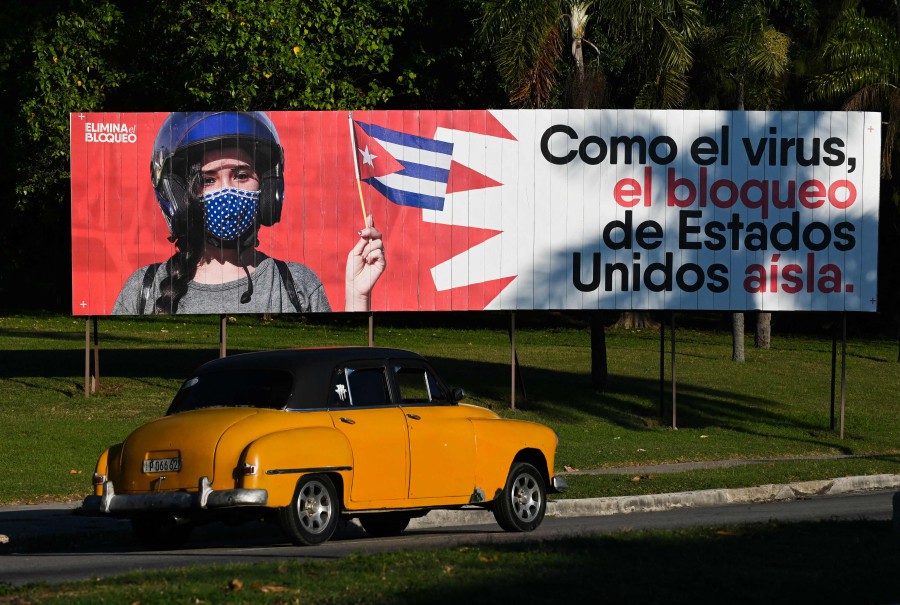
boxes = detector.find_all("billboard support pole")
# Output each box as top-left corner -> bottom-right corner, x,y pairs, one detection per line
510,312 -> 517,410
219,315 -> 227,358
84,317 -> 99,397
92,317 -> 99,393
659,319 -> 665,420
840,313 -> 847,439
830,320 -> 837,430
507,312 -> 527,410
368,312 -> 375,347
84,318 -> 90,398
670,312 -> 677,430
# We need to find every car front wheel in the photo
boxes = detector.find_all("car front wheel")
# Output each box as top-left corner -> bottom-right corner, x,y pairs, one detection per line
492,462 -> 546,532
279,474 -> 340,546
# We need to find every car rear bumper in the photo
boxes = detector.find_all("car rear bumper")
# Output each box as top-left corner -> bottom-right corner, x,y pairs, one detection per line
81,476 -> 268,515
551,475 -> 569,493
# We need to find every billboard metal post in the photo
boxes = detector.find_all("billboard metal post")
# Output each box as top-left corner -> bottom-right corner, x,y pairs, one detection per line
84,317 -> 99,396
830,321 -> 837,430
670,313 -> 677,430
840,313 -> 847,439
92,317 -> 99,393
659,319 -> 665,420
219,315 -> 227,358
510,311 -> 516,410
84,318 -> 90,398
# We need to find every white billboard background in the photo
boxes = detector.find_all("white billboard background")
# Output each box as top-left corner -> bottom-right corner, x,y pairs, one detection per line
427,110 -> 879,312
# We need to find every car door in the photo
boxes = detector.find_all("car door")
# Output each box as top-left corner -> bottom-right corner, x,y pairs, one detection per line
392,361 -> 476,500
327,362 -> 409,504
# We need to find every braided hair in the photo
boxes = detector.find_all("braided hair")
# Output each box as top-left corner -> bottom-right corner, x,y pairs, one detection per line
154,171 -> 206,314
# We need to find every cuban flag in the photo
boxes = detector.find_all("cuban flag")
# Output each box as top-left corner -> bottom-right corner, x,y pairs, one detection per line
352,121 -> 453,211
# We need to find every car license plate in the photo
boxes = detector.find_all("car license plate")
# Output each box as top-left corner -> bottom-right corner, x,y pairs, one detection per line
142,457 -> 182,473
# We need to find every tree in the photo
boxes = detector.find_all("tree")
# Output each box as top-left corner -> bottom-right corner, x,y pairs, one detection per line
807,2 -> 900,177
479,0 -> 612,390
604,0 -> 703,109
807,1 -> 900,357
479,0 -> 703,388
692,0 -> 792,359
1,1 -> 125,307
1,0 -> 419,308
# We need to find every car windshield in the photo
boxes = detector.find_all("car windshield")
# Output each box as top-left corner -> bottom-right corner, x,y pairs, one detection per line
167,369 -> 293,414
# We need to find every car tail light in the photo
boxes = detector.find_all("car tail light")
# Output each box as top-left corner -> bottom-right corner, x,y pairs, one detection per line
236,463 -> 257,477
92,473 -> 107,485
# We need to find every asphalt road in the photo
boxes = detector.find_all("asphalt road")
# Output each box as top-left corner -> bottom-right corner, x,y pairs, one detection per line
0,490 -> 894,587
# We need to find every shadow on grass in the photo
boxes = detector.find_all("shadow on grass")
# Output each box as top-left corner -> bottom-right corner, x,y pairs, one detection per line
0,349 -> 850,453
429,356 -> 851,453
0,348 -> 230,380
394,522 -> 898,605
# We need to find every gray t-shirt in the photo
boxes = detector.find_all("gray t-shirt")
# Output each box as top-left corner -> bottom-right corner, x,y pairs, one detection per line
112,257 -> 331,314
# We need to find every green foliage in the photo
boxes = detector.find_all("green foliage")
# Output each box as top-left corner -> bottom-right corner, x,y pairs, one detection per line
605,0 -> 703,109
14,1 -> 124,210
479,0 -> 567,108
807,5 -> 900,106
478,0 -> 703,109
691,0 -> 792,110
156,0 -> 414,110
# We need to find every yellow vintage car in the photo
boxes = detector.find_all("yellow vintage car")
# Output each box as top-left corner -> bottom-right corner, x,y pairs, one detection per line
82,347 -> 567,548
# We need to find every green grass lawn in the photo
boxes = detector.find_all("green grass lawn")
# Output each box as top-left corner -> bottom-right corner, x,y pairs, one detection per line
2,521 -> 897,604
1,311 -> 899,504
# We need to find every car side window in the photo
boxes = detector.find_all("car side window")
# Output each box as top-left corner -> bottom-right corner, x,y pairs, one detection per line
329,366 -> 392,408
394,365 -> 449,405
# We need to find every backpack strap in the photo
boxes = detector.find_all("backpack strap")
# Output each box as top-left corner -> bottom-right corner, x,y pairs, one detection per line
274,259 -> 303,312
138,262 -> 162,314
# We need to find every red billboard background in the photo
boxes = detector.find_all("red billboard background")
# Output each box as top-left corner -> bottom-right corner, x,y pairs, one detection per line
71,111 -> 515,315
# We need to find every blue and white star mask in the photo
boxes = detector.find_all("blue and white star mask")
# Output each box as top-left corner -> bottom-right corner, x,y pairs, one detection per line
201,188 -> 259,240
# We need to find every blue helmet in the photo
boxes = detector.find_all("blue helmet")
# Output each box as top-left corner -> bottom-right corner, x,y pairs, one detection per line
150,111 -> 285,241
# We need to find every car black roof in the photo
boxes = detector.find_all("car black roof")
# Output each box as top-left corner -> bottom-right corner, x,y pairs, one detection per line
185,347 -> 431,409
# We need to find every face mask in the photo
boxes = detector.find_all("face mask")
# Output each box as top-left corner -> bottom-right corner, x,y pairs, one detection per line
201,188 -> 259,240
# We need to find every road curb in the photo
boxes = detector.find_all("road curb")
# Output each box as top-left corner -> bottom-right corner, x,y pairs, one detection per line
2,474 -> 898,541
409,474 -> 900,529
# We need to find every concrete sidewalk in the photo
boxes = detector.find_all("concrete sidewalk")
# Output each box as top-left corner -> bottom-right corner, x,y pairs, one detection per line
413,473 -> 900,528
1,473 -> 898,547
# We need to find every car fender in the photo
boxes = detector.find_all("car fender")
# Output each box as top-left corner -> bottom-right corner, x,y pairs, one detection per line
91,447 -> 111,497
470,419 -> 557,499
92,443 -> 124,497
239,427 -> 354,508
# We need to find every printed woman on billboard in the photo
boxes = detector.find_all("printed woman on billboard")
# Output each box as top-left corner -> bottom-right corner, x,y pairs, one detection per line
112,112 -> 385,314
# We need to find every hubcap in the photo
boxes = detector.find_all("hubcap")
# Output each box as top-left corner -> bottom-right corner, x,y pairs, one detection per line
511,473 -> 541,522
297,481 -> 332,534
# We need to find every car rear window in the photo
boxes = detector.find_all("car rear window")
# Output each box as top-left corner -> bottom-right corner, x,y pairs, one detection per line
167,369 -> 294,414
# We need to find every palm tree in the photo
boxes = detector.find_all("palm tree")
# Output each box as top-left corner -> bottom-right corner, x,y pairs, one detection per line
808,2 -> 900,360
480,0 -> 702,109
480,0 -> 610,390
479,0 -> 701,386
693,0 -> 792,359
808,2 -> 900,178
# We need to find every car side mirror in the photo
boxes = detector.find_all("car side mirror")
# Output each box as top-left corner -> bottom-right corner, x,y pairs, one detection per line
451,388 -> 466,402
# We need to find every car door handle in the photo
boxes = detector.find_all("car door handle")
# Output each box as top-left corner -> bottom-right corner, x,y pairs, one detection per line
406,413 -> 421,420
339,417 -> 356,425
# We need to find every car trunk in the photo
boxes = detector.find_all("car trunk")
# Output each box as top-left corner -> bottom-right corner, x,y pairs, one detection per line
114,408 -> 261,493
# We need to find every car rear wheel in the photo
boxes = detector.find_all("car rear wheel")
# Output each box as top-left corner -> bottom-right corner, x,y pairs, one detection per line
279,474 -> 340,546
358,512 -> 412,537
131,515 -> 193,550
492,462 -> 546,532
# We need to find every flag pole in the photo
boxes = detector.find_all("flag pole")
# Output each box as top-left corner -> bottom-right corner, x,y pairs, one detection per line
349,111 -> 369,226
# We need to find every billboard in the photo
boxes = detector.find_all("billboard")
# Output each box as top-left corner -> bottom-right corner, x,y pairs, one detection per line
71,110 -> 880,315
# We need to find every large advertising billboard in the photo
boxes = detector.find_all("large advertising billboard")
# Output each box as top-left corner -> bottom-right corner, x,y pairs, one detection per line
71,110 -> 880,315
